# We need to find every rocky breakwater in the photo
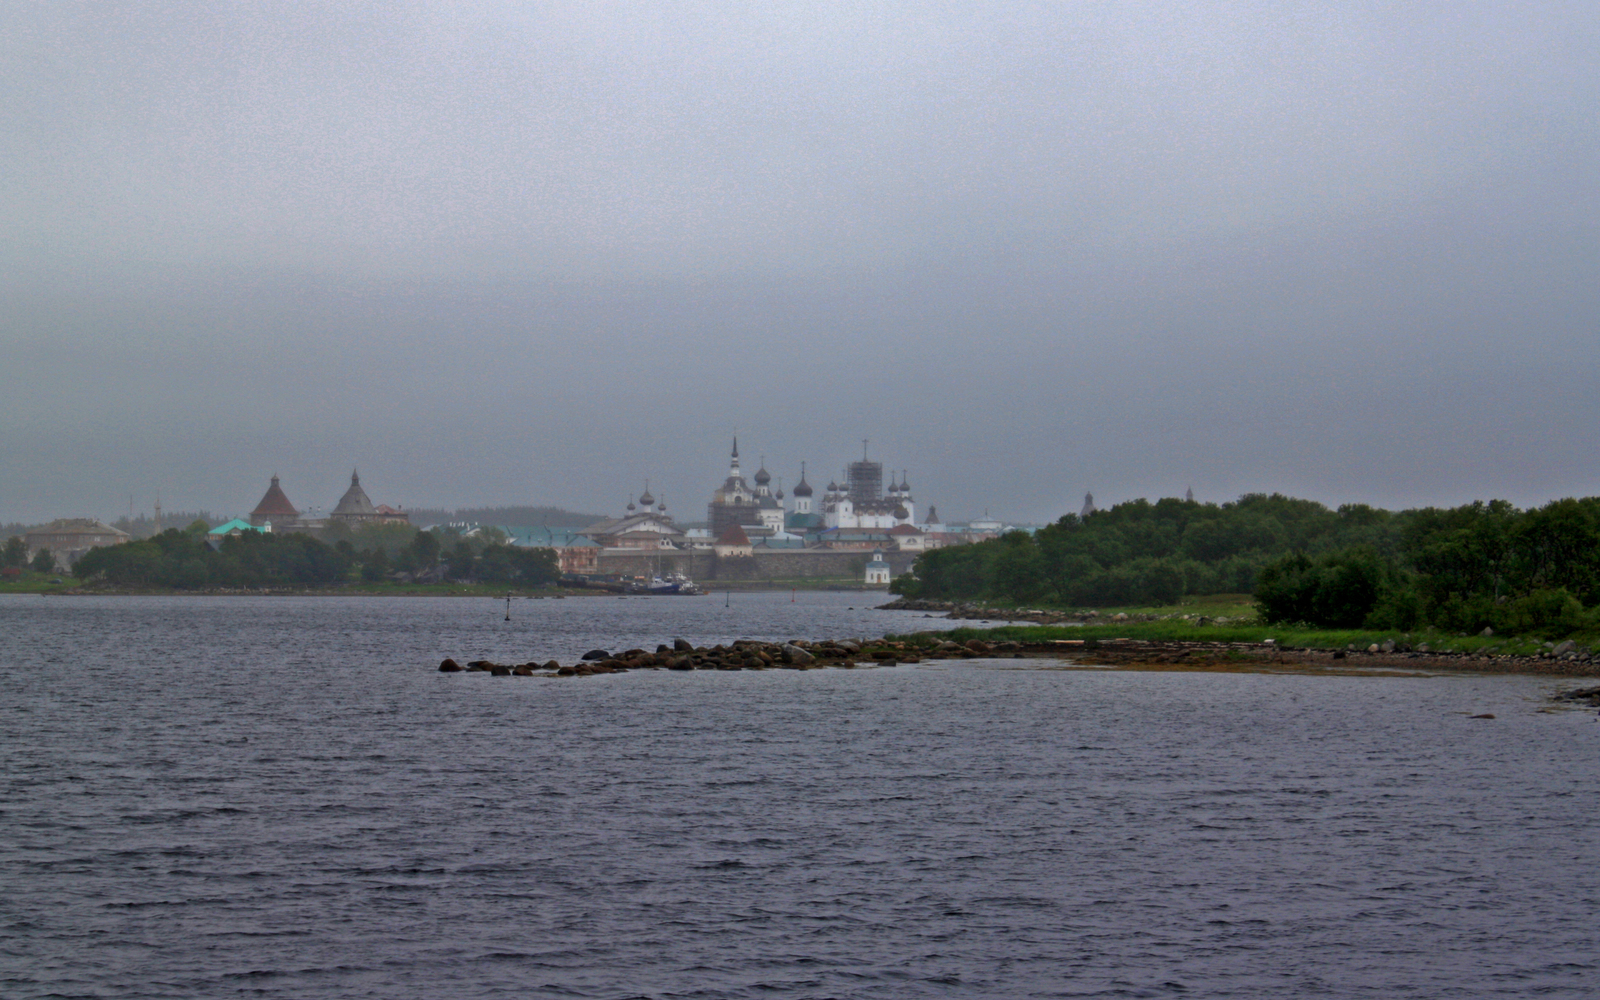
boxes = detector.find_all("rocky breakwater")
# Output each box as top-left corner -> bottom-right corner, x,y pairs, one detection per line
435,637 -> 1029,677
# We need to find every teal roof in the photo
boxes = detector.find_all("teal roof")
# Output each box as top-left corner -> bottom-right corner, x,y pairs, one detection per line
753,533 -> 807,549
208,518 -> 265,536
496,525 -> 597,548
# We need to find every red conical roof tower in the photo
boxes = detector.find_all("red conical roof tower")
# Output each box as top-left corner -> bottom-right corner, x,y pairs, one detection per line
250,475 -> 300,526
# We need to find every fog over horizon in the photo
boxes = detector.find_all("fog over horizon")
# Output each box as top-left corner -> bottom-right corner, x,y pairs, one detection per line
4,2 -> 1596,526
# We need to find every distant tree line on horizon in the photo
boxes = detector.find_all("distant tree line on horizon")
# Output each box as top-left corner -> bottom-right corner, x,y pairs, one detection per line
72,521 -> 558,590
892,493 -> 1600,637
405,505 -> 607,528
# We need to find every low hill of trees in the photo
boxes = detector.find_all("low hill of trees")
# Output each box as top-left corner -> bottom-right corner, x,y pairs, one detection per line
894,493 -> 1600,637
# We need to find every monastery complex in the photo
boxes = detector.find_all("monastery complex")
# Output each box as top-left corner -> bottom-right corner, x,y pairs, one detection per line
567,439 -> 1006,582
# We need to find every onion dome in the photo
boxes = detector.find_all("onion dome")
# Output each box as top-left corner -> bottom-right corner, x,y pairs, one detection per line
899,472 -> 911,493
639,486 -> 655,506
793,464 -> 813,497
893,505 -> 910,520
626,498 -> 637,512
754,464 -> 771,486
827,480 -> 838,492
776,489 -> 785,500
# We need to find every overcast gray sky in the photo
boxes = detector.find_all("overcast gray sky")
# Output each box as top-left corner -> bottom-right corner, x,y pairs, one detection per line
3,1 -> 1596,525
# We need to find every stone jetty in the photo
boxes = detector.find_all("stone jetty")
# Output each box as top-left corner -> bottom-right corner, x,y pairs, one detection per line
438,635 -> 1600,680
437,636 -> 1024,677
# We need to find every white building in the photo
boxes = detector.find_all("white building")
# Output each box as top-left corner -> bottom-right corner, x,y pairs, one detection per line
864,549 -> 892,585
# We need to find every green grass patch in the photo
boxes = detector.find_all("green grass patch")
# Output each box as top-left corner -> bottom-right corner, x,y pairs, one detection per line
0,573 -> 78,595
890,616 -> 1589,656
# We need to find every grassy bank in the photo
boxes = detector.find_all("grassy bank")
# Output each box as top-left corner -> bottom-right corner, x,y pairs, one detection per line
890,591 -> 1594,659
0,573 -> 77,595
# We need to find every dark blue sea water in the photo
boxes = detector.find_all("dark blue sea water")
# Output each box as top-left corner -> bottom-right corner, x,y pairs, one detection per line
3,592 -> 1598,999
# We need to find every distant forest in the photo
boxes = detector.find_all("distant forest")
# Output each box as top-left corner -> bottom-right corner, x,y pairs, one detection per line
406,505 -> 606,528
894,493 -> 1600,637
72,521 -> 559,589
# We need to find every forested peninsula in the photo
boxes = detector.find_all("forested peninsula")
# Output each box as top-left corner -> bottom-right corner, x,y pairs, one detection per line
894,493 -> 1600,638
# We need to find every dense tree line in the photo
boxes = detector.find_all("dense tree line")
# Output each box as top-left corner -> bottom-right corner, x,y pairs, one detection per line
71,524 -> 558,589
895,494 -> 1600,636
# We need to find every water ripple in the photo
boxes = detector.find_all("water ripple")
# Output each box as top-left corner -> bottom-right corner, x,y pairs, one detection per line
1,593 -> 1597,998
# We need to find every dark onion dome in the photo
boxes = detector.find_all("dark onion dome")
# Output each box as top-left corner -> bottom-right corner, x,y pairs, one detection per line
626,498 -> 637,511
754,464 -> 771,486
827,480 -> 838,492
792,474 -> 813,497
893,505 -> 910,520
899,474 -> 911,493
639,487 -> 655,506
776,489 -> 785,500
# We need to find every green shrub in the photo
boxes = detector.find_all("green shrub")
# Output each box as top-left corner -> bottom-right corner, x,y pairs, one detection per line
1256,547 -> 1391,628
1494,588 -> 1586,638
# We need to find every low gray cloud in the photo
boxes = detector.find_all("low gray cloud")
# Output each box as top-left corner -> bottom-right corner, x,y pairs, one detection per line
3,2 -> 1596,524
